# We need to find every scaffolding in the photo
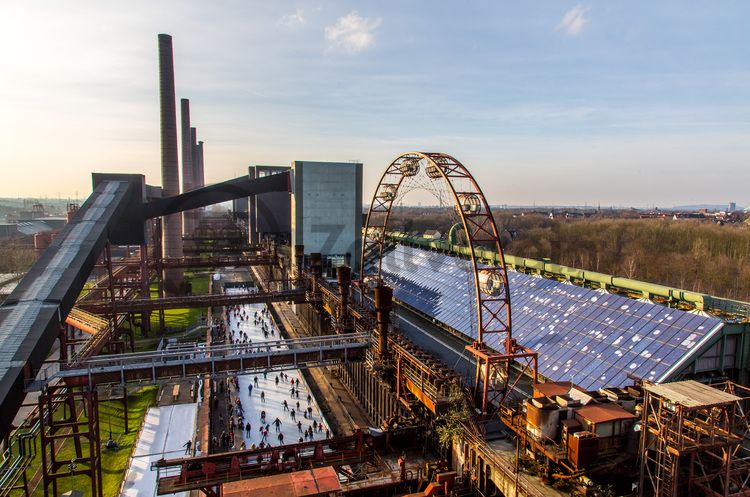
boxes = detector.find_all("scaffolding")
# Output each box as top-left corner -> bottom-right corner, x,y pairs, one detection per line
638,380 -> 750,497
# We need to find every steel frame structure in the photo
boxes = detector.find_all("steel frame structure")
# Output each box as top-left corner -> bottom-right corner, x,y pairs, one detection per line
638,381 -> 750,497
360,152 -> 536,414
38,386 -> 102,497
55,332 -> 370,387
153,430 -> 374,496
77,288 -> 305,314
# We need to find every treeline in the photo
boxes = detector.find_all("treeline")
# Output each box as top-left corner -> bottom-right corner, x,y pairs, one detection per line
385,207 -> 750,301
0,244 -> 36,273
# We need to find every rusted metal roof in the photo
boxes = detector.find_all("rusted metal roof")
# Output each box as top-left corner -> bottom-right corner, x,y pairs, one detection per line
575,403 -> 637,424
533,381 -> 574,398
223,467 -> 341,497
644,380 -> 741,409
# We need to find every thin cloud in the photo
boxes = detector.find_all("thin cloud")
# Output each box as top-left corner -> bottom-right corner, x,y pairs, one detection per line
279,9 -> 305,28
325,12 -> 381,53
557,5 -> 588,36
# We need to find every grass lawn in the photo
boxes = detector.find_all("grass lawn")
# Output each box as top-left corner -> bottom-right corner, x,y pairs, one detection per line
148,272 -> 209,329
25,386 -> 158,497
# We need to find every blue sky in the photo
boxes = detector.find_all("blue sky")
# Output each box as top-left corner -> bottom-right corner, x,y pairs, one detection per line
1,1 -> 748,207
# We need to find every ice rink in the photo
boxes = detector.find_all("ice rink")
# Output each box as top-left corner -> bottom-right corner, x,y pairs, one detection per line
120,403 -> 198,497
225,288 -> 331,450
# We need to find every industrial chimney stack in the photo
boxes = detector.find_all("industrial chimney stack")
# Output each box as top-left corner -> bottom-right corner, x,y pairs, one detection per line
158,33 -> 183,294
180,98 -> 194,234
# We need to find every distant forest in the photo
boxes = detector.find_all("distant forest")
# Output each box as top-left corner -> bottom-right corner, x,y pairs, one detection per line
384,207 -> 750,302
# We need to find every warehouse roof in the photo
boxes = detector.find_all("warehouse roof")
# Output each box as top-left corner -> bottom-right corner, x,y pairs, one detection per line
644,380 -> 741,408
374,244 -> 725,390
576,403 -> 636,424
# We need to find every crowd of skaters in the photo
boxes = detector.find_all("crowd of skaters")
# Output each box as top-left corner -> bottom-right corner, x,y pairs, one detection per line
209,289 -> 331,453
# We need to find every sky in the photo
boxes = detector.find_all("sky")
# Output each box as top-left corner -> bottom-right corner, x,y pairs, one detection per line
0,1 -> 748,207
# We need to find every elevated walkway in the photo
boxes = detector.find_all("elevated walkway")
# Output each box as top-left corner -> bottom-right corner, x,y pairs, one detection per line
53,332 -> 370,387
78,288 -> 305,314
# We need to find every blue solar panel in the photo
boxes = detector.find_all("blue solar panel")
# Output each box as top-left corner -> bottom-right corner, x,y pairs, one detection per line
374,244 -> 724,390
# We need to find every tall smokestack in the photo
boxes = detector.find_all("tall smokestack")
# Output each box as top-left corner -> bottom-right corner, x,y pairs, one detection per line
190,128 -> 204,227
196,140 -> 205,188
158,33 -> 183,294
180,98 -> 193,234
192,129 -> 204,190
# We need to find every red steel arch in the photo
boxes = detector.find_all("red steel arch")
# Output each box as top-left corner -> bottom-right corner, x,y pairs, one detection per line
360,152 -> 537,413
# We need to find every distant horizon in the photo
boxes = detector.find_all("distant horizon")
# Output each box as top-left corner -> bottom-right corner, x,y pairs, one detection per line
0,195 -> 740,213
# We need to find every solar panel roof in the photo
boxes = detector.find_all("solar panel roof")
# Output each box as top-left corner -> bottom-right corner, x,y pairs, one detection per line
373,244 -> 724,390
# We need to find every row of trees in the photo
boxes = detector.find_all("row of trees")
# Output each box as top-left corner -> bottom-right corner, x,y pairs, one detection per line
386,207 -> 750,301
0,244 -> 36,274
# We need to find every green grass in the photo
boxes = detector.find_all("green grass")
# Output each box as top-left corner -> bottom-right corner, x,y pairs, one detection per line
22,386 -> 158,497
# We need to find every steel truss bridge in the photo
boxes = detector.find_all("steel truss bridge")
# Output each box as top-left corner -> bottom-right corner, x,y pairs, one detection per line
51,332 -> 369,387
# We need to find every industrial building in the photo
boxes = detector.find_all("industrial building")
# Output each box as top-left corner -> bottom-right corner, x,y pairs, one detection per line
1,34 -> 749,497
291,160 -> 363,276
248,165 -> 292,244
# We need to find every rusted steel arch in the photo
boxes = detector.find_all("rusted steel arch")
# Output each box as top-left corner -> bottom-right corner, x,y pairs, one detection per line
360,151 -> 512,350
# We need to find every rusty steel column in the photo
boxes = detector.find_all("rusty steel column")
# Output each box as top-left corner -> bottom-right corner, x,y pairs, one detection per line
158,33 -> 183,295
180,98 -> 193,234
294,245 -> 304,288
374,284 -> 393,360
337,265 -> 352,332
310,253 -> 322,295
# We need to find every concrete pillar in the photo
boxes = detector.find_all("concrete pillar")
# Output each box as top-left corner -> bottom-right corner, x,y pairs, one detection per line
180,98 -> 193,234
157,33 -> 183,294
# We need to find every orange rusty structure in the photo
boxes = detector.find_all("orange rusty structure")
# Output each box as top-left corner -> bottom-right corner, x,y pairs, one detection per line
361,152 -> 537,415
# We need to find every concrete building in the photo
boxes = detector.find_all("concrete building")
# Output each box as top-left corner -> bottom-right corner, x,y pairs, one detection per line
291,161 -> 362,276
248,166 -> 291,244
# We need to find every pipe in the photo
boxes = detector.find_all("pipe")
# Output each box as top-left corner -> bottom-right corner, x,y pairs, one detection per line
375,284 -> 393,360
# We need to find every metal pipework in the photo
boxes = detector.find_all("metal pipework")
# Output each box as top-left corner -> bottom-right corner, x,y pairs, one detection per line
337,265 -> 352,332
374,284 -> 393,360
